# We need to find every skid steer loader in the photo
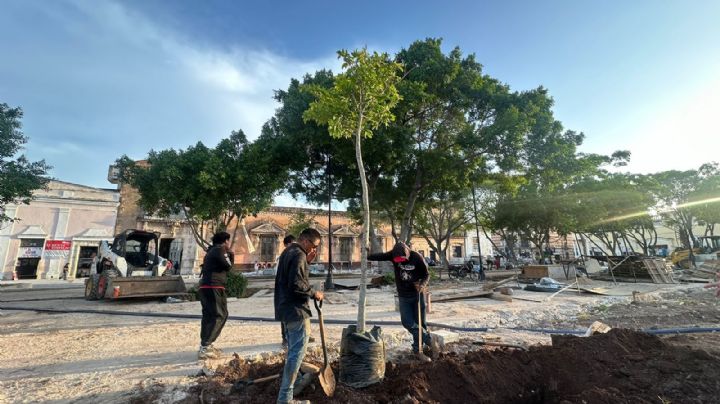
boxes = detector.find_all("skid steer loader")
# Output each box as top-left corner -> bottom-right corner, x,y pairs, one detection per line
671,236 -> 720,269
84,229 -> 186,300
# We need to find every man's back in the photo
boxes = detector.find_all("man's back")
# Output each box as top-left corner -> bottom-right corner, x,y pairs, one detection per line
274,243 -> 314,322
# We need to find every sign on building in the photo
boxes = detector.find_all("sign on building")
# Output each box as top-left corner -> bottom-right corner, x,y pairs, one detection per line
19,247 -> 43,258
44,240 -> 72,259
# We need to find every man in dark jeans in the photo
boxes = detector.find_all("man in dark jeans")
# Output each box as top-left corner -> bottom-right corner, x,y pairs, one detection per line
279,234 -> 295,349
368,241 -> 438,362
275,228 -> 324,404
198,232 -> 234,360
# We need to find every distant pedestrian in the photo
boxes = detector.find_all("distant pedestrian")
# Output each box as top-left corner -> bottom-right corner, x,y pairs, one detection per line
198,232 -> 234,360
485,255 -> 495,270
62,263 -> 69,280
275,229 -> 323,403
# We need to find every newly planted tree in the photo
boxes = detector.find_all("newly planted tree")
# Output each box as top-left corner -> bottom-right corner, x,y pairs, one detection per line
304,48 -> 402,332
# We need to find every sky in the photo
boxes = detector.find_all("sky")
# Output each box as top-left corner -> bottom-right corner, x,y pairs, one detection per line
1,0 -> 719,207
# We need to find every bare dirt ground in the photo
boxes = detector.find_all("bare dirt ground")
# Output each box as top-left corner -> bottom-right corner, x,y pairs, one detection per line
1,277 -> 719,403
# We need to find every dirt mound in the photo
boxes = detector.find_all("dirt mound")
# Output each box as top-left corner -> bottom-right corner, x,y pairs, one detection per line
178,329 -> 720,403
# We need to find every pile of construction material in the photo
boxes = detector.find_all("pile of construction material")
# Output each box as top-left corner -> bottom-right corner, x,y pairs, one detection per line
680,260 -> 720,282
603,256 -> 676,284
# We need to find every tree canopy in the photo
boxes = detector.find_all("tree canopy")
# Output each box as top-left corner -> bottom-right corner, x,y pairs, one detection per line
115,130 -> 283,251
0,103 -> 51,222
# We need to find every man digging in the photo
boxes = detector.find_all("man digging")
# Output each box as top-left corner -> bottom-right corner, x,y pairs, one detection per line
274,228 -> 324,403
368,241 -> 439,362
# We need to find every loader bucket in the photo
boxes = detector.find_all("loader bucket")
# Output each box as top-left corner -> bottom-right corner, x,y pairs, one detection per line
103,276 -> 187,299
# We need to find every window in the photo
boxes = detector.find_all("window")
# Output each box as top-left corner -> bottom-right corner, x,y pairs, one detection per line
452,245 -> 462,258
340,237 -> 353,262
472,237 -> 479,252
260,236 -> 276,262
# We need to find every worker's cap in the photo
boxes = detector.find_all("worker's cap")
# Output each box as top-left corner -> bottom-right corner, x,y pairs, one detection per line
391,242 -> 410,263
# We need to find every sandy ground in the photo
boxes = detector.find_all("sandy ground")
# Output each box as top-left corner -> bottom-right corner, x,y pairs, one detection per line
0,277 -> 715,403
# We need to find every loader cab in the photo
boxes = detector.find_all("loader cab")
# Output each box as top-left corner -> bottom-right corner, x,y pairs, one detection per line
112,230 -> 161,271
699,236 -> 720,253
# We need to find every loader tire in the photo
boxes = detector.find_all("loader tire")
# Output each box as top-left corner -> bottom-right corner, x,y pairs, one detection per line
98,268 -> 121,298
84,274 -> 101,300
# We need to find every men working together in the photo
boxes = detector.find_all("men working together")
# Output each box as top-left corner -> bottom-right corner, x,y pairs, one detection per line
198,230 -> 436,402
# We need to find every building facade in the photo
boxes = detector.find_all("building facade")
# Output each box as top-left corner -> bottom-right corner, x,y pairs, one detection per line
0,181 -> 119,280
113,178 -> 471,272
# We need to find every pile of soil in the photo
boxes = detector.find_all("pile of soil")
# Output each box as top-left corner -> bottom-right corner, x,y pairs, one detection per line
177,329 -> 720,403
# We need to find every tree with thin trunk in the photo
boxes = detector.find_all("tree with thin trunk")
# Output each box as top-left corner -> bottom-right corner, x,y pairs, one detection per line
303,48 -> 402,333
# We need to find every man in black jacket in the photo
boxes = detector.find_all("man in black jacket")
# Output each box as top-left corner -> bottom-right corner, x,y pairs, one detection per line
275,228 -> 324,403
368,241 -> 438,362
279,234 -> 296,349
198,231 -> 234,360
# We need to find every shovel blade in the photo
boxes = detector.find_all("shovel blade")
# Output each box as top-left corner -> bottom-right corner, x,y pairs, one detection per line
318,366 -> 336,397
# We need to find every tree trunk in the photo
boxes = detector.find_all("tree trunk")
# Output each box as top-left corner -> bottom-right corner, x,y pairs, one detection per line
399,166 -> 424,242
354,115 -> 370,333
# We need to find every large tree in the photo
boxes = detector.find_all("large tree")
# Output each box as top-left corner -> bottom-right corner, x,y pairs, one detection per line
0,103 -> 51,222
304,48 -> 402,333
414,191 -> 473,267
386,39 -> 530,242
650,164 -> 719,249
265,39 -> 548,249
569,174 -> 658,256
688,163 -> 720,237
491,99 -> 630,260
115,130 -> 283,251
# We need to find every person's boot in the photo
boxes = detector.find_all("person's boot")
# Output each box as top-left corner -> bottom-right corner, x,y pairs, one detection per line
415,351 -> 432,363
293,371 -> 318,395
198,345 -> 219,360
208,344 -> 223,356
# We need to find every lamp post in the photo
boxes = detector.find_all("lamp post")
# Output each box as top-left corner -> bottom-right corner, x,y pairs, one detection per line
325,154 -> 335,290
471,183 -> 484,272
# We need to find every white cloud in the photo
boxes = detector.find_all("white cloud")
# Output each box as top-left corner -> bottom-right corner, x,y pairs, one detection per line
1,0 -> 339,188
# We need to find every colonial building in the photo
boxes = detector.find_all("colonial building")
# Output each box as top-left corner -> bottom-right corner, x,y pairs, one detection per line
112,175 -> 469,272
0,180 -> 119,280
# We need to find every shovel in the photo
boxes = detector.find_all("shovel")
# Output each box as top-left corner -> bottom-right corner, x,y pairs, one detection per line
233,373 -> 280,392
314,299 -> 336,397
417,290 -> 432,362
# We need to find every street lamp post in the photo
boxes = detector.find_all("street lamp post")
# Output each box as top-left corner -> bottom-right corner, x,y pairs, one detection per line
325,154 -> 335,290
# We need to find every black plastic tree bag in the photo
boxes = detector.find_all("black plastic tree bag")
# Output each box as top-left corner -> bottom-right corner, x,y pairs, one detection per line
339,325 -> 385,388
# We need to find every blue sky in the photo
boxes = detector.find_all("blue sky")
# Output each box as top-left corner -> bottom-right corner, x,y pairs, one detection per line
1,1 -> 719,206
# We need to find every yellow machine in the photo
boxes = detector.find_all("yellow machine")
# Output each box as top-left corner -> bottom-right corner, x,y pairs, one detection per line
671,236 -> 720,269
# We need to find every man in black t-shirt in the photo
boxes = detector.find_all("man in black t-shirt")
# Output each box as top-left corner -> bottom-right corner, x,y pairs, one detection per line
368,241 -> 438,362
